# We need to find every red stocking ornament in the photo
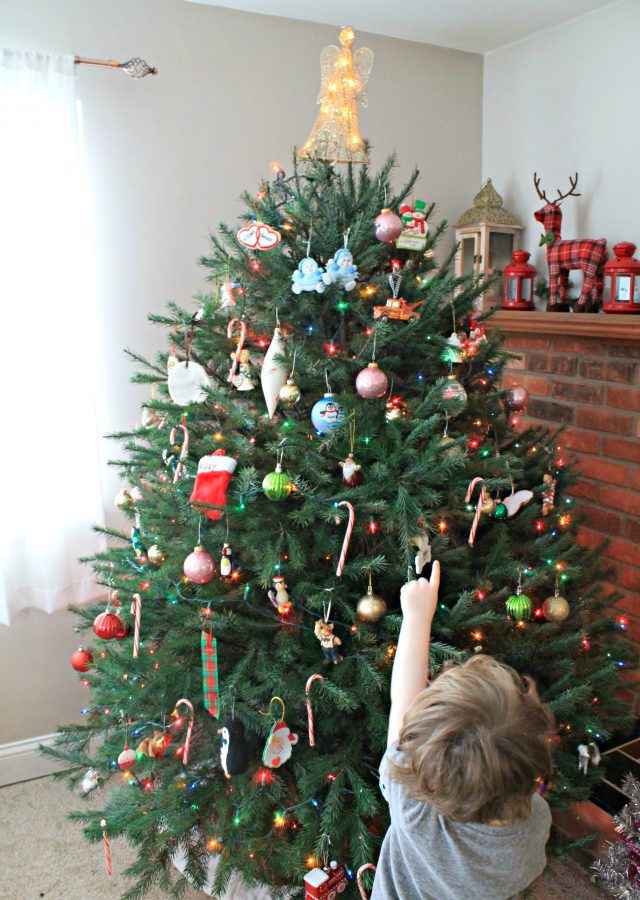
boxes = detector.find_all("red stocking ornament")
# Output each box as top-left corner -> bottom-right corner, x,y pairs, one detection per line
189,449 -> 237,520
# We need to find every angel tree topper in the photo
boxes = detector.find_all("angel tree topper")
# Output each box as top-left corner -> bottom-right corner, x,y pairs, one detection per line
300,26 -> 374,164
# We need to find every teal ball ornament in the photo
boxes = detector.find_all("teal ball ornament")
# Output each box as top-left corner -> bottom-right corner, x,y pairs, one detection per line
262,464 -> 292,501
493,502 -> 508,520
506,592 -> 532,620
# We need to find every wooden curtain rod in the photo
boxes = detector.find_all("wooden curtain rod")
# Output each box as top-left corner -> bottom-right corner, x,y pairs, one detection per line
74,56 -> 157,78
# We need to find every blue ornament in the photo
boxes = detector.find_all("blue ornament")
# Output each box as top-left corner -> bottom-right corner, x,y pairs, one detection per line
311,393 -> 345,434
291,257 -> 326,294
322,248 -> 358,291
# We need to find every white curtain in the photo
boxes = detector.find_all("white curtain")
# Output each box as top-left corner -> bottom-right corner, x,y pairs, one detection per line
0,49 -> 105,625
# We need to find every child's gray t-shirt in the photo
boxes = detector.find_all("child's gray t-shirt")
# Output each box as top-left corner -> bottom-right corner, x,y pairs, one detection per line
372,742 -> 551,900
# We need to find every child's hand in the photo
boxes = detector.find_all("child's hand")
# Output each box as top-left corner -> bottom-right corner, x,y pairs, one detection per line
400,561 -> 440,623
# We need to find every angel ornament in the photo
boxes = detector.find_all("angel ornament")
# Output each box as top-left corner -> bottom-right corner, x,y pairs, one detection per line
300,26 -> 374,164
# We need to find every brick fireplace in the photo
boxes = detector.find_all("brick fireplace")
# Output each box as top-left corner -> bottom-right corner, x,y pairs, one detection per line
491,311 -> 640,711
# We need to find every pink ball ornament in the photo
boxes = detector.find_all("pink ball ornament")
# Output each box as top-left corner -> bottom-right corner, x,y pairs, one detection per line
504,385 -> 530,412
183,545 -> 215,584
118,746 -> 137,772
374,208 -> 403,243
355,362 -> 389,399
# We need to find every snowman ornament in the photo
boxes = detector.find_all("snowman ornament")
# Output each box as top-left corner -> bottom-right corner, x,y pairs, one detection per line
323,247 -> 359,292
218,717 -> 250,778
291,257 -> 326,294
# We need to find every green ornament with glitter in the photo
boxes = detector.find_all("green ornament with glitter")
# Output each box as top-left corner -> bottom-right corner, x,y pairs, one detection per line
506,571 -> 532,620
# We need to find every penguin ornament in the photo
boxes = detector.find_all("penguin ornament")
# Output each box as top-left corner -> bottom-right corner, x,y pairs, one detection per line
220,543 -> 233,580
217,717 -> 250,779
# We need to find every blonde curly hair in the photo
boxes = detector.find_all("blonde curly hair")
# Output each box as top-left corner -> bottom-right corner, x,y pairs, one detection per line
387,654 -> 556,824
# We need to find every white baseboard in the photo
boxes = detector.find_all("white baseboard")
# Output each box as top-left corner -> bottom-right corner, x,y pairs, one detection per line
0,733 -> 59,787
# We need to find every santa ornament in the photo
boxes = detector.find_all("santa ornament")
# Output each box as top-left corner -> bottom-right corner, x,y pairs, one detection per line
189,449 -> 237,521
262,698 -> 298,769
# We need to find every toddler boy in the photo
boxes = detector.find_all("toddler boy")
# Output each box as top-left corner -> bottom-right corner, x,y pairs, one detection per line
373,563 -> 555,899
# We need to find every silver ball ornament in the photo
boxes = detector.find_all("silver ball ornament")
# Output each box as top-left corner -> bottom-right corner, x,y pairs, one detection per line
542,593 -> 570,623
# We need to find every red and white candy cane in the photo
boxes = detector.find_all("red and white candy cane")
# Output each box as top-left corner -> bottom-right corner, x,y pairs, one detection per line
169,422 -> 189,485
130,593 -> 141,658
357,864 -> 377,899
174,698 -> 195,765
465,477 -> 486,546
227,318 -> 247,383
100,819 -> 112,878
305,674 -> 324,748
335,501 -> 355,577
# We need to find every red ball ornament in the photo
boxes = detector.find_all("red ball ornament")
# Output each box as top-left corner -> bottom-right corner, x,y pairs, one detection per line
374,208 -> 403,243
70,647 -> 93,672
355,361 -> 389,399
504,385 -> 530,412
93,611 -> 128,640
118,745 -> 137,772
183,545 -> 215,584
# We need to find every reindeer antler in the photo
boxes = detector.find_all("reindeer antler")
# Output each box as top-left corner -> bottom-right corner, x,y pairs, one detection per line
533,173 -> 550,203
555,173 -> 581,205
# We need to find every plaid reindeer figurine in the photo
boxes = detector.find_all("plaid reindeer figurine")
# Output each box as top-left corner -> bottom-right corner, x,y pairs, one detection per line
533,173 -> 607,311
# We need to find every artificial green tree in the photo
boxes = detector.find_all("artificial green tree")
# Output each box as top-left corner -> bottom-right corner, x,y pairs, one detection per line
46,155 -> 632,899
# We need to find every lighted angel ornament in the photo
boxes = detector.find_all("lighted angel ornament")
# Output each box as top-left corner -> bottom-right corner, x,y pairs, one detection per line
300,26 -> 374,164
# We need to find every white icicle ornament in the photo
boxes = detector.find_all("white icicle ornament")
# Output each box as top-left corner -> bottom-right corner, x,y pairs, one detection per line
260,326 -> 288,418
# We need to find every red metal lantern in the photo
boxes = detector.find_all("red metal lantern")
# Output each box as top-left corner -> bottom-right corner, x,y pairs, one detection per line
503,250 -> 535,310
603,242 -> 640,313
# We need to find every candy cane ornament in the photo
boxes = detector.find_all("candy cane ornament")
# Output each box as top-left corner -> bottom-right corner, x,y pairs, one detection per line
169,423 -> 189,485
305,674 -> 324,748
227,318 -> 247,383
173,698 -> 195,765
335,501 -> 355,577
357,864 -> 377,899
100,819 -> 112,878
130,593 -> 141,658
465,477 -> 486,546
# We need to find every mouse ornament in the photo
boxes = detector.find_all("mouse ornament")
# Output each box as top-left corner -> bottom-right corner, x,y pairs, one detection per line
292,257 -> 326,294
136,730 -> 172,759
218,717 -> 250,778
262,713 -> 299,769
322,247 -> 359,291
314,619 -> 343,665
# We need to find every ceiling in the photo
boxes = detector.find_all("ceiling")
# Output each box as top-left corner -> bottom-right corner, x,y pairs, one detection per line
186,0 -> 618,53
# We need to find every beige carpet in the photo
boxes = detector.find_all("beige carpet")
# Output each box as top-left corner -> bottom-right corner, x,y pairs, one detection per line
0,775 -> 606,899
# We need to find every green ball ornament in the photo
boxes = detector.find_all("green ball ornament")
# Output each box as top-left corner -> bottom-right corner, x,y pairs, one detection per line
506,591 -> 532,620
262,464 -> 292,501
493,502 -> 508,520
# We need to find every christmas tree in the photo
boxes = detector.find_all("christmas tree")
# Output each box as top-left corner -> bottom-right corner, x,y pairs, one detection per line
44,152 -> 634,898
595,775 -> 640,898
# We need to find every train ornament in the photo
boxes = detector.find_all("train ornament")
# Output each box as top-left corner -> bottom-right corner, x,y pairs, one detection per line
304,860 -> 349,899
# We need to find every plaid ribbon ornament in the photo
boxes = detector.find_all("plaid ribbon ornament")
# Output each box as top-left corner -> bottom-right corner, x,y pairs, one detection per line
201,627 -> 219,718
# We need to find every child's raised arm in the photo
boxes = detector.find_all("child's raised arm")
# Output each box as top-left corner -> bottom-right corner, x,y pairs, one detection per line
387,561 -> 440,747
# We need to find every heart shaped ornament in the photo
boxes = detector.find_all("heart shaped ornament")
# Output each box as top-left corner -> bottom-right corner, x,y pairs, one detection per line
502,490 -> 534,518
168,360 -> 211,406
237,221 -> 281,251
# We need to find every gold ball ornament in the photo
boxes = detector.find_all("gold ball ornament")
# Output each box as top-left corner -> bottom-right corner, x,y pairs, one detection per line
148,545 -> 167,566
542,593 -> 570,623
482,496 -> 496,515
357,586 -> 388,623
279,378 -> 301,405
114,489 -> 133,511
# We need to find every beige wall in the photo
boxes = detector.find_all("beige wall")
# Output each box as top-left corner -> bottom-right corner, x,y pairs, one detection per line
0,0 -> 482,744
482,0 -> 640,283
